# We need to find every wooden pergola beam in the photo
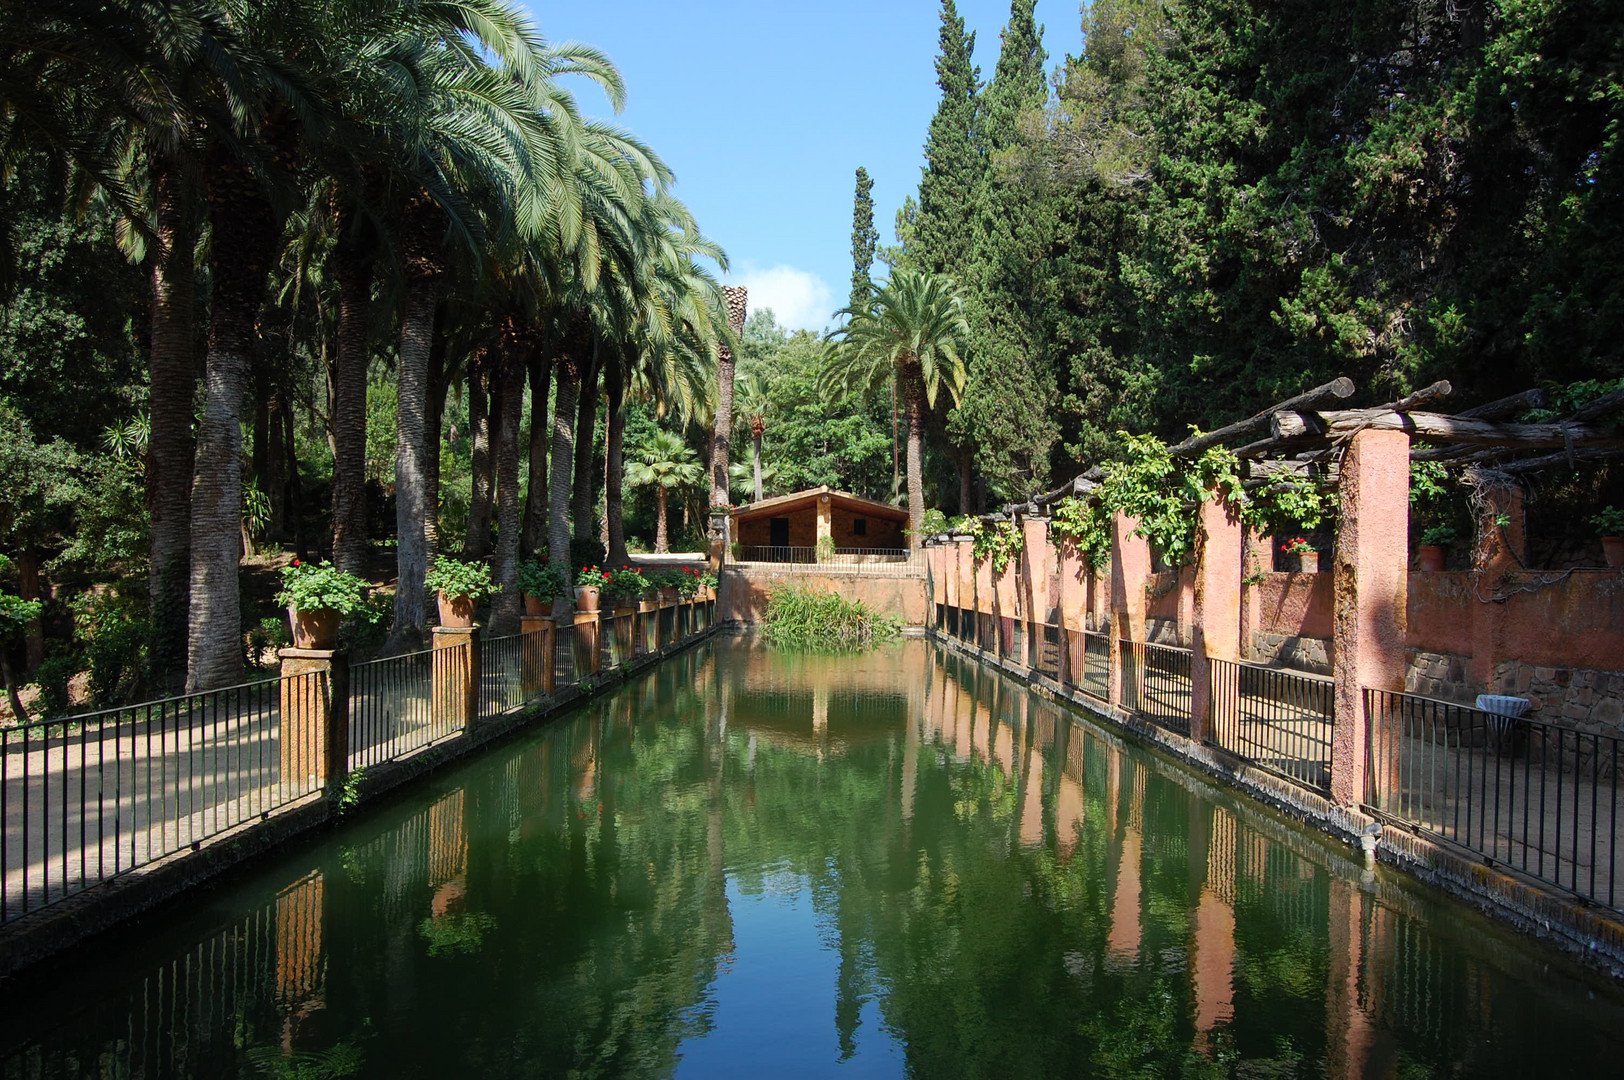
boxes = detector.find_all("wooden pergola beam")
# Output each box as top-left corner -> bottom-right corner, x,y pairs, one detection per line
1167,376 -> 1354,458
1270,409 -> 1623,449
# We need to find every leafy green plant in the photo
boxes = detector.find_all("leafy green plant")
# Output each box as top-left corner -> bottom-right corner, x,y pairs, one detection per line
698,570 -> 718,590
331,766 -> 367,815
1592,506 -> 1624,536
967,519 -> 1023,574
729,541 -> 743,560
815,535 -> 837,561
1420,524 -> 1457,547
1049,496 -> 1113,569
673,566 -> 702,597
1097,434 -> 1242,566
602,566 -> 649,601
33,655 -> 75,718
920,508 -> 950,537
518,560 -> 567,602
1410,461 -> 1451,510
575,565 -> 608,589
276,560 -> 369,614
425,556 -> 497,601
417,911 -> 497,957
762,584 -> 902,651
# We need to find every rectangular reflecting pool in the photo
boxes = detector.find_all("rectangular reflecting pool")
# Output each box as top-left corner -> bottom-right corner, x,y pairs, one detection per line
3,639 -> 1624,1078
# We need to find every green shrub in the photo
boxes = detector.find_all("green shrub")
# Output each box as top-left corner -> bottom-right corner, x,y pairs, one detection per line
518,560 -> 568,602
815,535 -> 837,561
424,555 -> 497,601
1592,506 -> 1624,536
33,655 -> 76,718
762,585 -> 902,652
275,560 -> 369,614
602,567 -> 649,601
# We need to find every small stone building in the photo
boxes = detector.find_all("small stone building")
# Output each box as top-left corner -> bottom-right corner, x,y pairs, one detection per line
731,486 -> 908,560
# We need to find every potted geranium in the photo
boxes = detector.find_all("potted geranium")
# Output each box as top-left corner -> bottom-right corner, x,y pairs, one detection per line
1280,536 -> 1318,574
655,569 -> 680,604
425,555 -> 498,628
603,566 -> 649,612
518,559 -> 568,615
1594,507 -> 1624,569
1417,524 -> 1454,572
575,565 -> 608,612
697,570 -> 718,601
675,566 -> 702,600
276,559 -> 368,649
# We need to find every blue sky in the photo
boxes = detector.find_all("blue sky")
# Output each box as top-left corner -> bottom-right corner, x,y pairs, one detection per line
517,1 -> 1074,331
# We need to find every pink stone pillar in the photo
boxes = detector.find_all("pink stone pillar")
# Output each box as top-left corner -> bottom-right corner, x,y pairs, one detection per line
573,611 -> 602,676
1331,428 -> 1410,806
1190,496 -> 1244,742
975,549 -> 994,650
277,648 -> 349,793
1110,513 -> 1151,708
520,614 -> 555,696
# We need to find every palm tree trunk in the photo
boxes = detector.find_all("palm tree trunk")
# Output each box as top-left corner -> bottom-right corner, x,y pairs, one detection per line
903,368 -> 926,547
385,276 -> 438,653
548,337 -> 583,603
490,335 -> 525,633
521,349 -> 551,557
571,340 -> 600,542
604,357 -> 630,566
425,325 -> 447,564
710,346 -> 735,506
752,431 -> 764,503
282,399 -> 306,560
656,486 -> 669,554
147,162 -> 195,683
958,448 -> 973,517
187,169 -> 277,691
464,347 -> 494,557
330,235 -> 372,575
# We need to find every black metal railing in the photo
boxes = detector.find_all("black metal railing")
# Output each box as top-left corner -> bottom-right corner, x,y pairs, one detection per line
1033,622 -> 1063,680
348,645 -> 459,770
1211,659 -> 1334,792
1081,631 -> 1111,701
480,630 -> 528,717
1365,689 -> 1624,910
1122,641 -> 1194,734
1,673 -> 323,923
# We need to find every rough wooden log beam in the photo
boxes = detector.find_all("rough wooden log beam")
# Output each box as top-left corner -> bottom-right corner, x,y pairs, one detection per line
1167,376 -> 1354,458
1494,445 -> 1624,474
1270,409 -> 1624,449
1385,380 -> 1452,413
1571,387 -> 1624,423
1033,465 -> 1105,506
1246,459 -> 1340,481
1457,388 -> 1548,421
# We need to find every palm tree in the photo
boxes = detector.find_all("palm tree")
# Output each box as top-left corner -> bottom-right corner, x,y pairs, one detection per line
708,286 -> 748,505
823,270 -> 968,543
627,430 -> 703,553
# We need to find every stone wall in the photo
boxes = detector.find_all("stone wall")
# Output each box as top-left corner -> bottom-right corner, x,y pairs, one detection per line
1249,632 -> 1332,675
1491,661 -> 1624,735
720,568 -> 928,627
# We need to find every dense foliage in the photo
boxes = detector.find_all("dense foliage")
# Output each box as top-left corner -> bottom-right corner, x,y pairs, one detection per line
895,0 -> 1624,503
762,585 -> 903,652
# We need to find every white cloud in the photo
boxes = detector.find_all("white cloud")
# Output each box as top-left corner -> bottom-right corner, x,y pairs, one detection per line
729,263 -> 835,333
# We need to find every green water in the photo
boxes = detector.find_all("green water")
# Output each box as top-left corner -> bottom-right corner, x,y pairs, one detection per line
4,639 -> 1624,1078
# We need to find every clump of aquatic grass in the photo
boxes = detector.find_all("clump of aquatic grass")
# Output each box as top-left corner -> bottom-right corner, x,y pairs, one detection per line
762,585 -> 902,651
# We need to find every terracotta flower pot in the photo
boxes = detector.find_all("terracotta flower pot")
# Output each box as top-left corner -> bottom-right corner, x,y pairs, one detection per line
523,593 -> 548,616
287,606 -> 339,650
437,591 -> 475,628
1603,536 -> 1624,570
1418,545 -> 1446,572
574,585 -> 601,612
1298,551 -> 1320,574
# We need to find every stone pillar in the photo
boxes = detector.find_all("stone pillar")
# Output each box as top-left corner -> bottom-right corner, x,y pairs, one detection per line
278,648 -> 349,794
708,509 -> 730,574
1109,513 -> 1152,708
1331,428 -> 1410,806
1240,527 -> 1270,662
816,493 -> 833,554
573,611 -> 602,676
432,625 -> 479,732
1190,496 -> 1244,742
638,598 -> 659,653
520,614 -> 555,696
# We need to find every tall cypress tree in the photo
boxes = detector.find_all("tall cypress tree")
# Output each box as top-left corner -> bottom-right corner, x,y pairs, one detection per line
849,166 -> 878,310
910,0 -> 981,277
957,0 -> 1061,501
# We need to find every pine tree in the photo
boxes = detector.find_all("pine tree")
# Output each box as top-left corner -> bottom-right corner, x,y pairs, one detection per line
849,167 -> 878,311
956,0 -> 1062,501
909,0 -> 982,277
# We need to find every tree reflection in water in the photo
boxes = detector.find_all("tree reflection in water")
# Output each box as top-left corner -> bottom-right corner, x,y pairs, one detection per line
4,640 -> 1624,1078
